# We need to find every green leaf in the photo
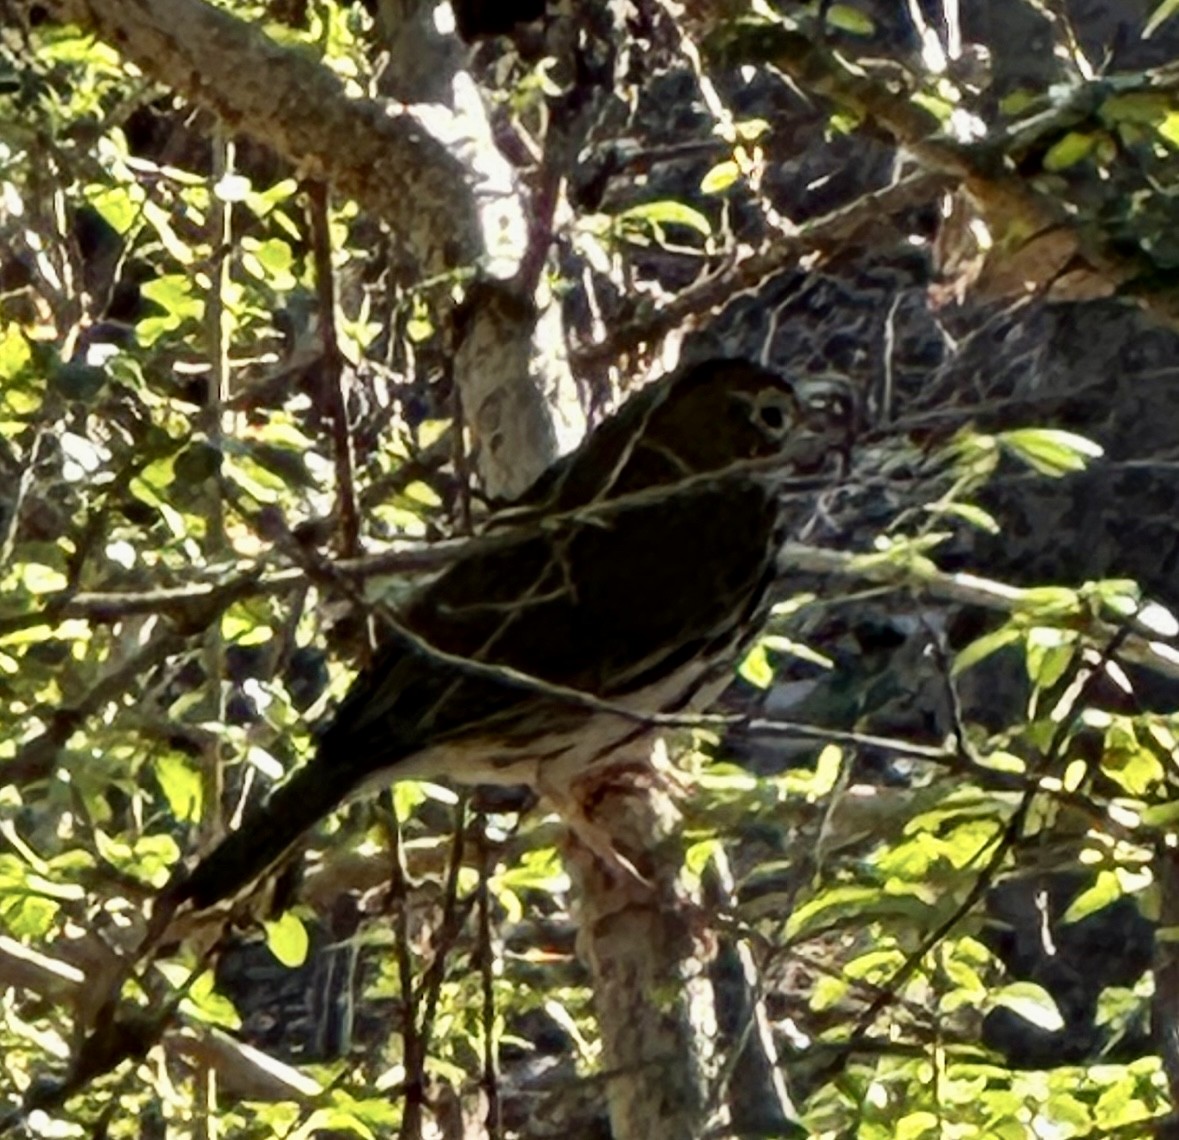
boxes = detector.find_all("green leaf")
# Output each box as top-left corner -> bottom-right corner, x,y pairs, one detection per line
824,4 -> 876,35
732,118 -> 770,141
93,832 -> 180,887
1025,627 -> 1076,689
1086,578 -> 1142,620
20,563 -> 68,595
1142,800 -> 1179,828
155,752 -> 202,823
617,199 -> 712,237
738,642 -> 773,688
683,837 -> 723,879
999,428 -> 1103,477
810,744 -> 843,798
498,848 -> 570,894
391,779 -> 428,818
87,183 -> 143,235
976,751 -> 1026,774
264,911 -> 310,968
241,440 -> 316,489
953,625 -> 1019,675
1156,110 -> 1179,148
183,970 -> 242,1030
1042,130 -> 1097,172
843,947 -> 905,982
140,274 -> 204,322
293,1108 -> 374,1140
327,1091 -> 401,1130
1062,870 -> 1122,924
247,178 -> 299,216
785,881 -> 933,940
990,982 -> 1064,1031
1101,738 -> 1164,796
0,324 -> 33,379
241,237 -> 296,289
701,160 -> 740,194
897,1111 -> 939,1140
810,974 -> 848,1011
0,893 -> 59,938
403,480 -> 442,508
931,500 -> 1000,534
1017,586 -> 1082,620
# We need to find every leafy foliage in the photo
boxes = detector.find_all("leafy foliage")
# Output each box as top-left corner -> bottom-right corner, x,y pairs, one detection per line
2,1 -> 1179,1138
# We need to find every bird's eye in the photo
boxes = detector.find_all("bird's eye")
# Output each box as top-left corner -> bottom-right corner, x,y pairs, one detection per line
751,390 -> 793,437
759,404 -> 786,431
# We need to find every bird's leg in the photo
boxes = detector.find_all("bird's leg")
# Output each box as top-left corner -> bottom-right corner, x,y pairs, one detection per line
537,766 -> 656,891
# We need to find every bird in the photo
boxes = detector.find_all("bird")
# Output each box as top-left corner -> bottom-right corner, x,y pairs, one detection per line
163,357 -> 852,914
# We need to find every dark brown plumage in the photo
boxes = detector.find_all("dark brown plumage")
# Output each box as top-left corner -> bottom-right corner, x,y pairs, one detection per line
168,358 -> 851,911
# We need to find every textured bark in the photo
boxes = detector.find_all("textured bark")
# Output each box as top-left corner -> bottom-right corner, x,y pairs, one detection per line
1154,842 -> 1179,1110
363,5 -> 575,499
455,283 -> 561,500
704,851 -> 805,1137
568,755 -> 722,1140
31,0 -> 480,276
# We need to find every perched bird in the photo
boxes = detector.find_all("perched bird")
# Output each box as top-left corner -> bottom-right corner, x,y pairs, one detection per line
165,358 -> 850,913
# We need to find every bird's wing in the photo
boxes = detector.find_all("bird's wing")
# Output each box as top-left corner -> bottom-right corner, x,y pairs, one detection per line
318,473 -> 779,769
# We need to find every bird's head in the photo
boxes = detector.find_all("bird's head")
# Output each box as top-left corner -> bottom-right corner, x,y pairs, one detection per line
631,358 -> 857,483
515,357 -> 856,512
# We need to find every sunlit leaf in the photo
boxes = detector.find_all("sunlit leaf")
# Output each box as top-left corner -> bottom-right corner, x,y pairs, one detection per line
953,625 -> 1019,675
810,744 -> 843,798
1062,870 -> 1122,924
932,500 -> 1000,534
701,161 -> 740,194
738,642 -> 773,688
86,183 -> 143,234
617,199 -> 712,237
264,912 -> 310,968
999,428 -> 1103,477
155,752 -> 203,823
990,982 -> 1064,1031
0,324 -> 32,377
183,970 -> 243,1030
810,974 -> 848,1011
1042,130 -> 1097,172
1025,626 -> 1076,689
896,1111 -> 939,1140
1017,587 -> 1082,620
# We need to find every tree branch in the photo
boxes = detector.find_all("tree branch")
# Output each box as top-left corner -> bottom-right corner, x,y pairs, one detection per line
29,0 -> 480,274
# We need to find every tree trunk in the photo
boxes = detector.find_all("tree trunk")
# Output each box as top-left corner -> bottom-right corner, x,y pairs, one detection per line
567,751 -> 722,1140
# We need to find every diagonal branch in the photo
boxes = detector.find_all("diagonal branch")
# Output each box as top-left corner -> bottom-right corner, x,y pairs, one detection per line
27,0 -> 480,274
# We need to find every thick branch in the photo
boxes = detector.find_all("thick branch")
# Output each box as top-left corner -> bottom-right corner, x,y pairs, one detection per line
31,0 -> 481,274
0,937 -> 320,1104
